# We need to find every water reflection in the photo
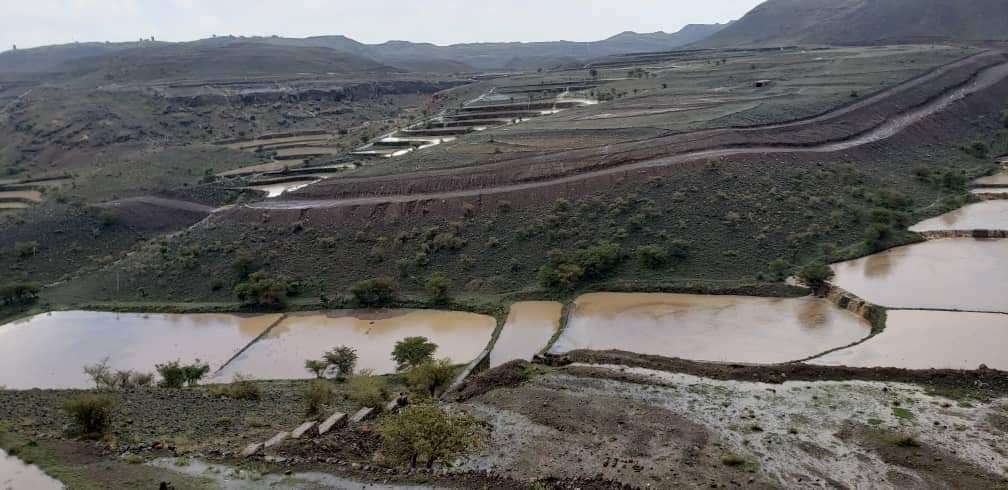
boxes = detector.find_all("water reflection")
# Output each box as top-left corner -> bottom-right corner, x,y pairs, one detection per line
814,310 -> 1008,370
909,201 -> 1008,232
549,293 -> 870,364
216,310 -> 495,379
490,302 -> 562,367
0,311 -> 280,389
831,239 -> 1008,312
1,449 -> 63,489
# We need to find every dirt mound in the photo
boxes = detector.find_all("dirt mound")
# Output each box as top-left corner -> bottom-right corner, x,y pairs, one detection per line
697,0 -> 1008,48
453,360 -> 534,401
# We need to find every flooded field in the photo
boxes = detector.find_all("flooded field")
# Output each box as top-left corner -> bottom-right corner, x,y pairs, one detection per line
489,302 -> 562,367
548,293 -> 871,364
0,449 -> 62,489
830,238 -> 1008,312
814,310 -> 1008,370
246,179 -> 319,197
216,310 -> 496,379
0,311 -> 280,389
909,200 -> 1008,232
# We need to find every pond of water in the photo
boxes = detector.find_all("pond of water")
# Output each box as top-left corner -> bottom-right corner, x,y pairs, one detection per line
813,310 -> 1008,370
0,449 -> 63,489
909,200 -> 1008,232
548,293 -> 870,364
0,311 -> 280,389
489,302 -> 562,367
830,238 -> 1008,312
216,310 -> 496,379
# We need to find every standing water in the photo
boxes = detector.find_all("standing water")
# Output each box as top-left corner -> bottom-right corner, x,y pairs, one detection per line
1,449 -> 63,489
489,302 -> 562,367
0,311 -> 280,389
215,310 -> 496,379
549,293 -> 870,364
908,200 -> 1008,232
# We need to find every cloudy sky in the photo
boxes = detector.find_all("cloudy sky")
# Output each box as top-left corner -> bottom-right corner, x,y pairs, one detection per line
0,0 -> 763,51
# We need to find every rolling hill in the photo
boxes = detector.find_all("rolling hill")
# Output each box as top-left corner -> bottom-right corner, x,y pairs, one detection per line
697,0 -> 1008,47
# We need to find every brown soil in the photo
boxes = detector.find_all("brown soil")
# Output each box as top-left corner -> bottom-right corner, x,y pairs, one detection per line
549,350 -> 1008,399
453,359 -> 533,402
835,423 -> 1008,489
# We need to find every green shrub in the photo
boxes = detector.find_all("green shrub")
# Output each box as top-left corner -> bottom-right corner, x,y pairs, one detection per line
304,379 -> 334,416
13,241 -> 38,259
156,360 -> 209,388
864,223 -> 892,250
304,359 -> 328,379
348,370 -> 390,407
963,141 -> 989,159
797,262 -> 834,287
0,281 -> 40,305
323,345 -> 358,379
233,272 -> 292,307
377,403 -> 479,468
424,273 -> 452,304
634,245 -> 668,269
350,277 -> 397,306
210,374 -> 260,400
406,358 -> 456,397
392,337 -> 438,370
62,394 -> 115,438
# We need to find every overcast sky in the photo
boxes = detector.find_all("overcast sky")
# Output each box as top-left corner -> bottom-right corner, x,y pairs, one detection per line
0,0 -> 764,51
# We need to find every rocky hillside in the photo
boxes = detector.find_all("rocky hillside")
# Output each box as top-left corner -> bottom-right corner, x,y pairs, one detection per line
697,0 -> 1008,47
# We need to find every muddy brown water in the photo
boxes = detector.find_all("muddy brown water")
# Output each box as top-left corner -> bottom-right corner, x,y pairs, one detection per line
548,293 -> 870,364
0,311 -> 280,389
909,200 -> 1008,232
973,169 -> 1008,186
0,449 -> 63,489
489,302 -> 562,367
215,310 -> 496,379
813,310 -> 1008,370
830,238 -> 1008,312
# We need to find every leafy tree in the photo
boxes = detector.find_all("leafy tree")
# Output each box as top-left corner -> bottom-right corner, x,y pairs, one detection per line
767,258 -> 791,281
350,277 -> 397,306
634,245 -> 668,269
182,360 -> 210,386
406,358 -> 456,397
231,251 -> 257,279
156,360 -> 209,388
864,223 -> 892,251
392,337 -> 438,371
83,357 -> 112,389
377,403 -> 479,468
797,262 -> 835,288
304,359 -> 328,379
424,273 -> 452,304
323,345 -> 358,379
0,281 -> 40,305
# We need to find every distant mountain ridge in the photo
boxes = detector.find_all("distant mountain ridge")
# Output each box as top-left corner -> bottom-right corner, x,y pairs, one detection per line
697,0 -> 1008,48
0,23 -> 729,76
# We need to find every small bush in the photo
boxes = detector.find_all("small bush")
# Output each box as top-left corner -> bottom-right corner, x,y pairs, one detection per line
392,337 -> 438,370
323,345 -> 358,379
424,273 -> 452,304
233,272 -> 292,307
0,281 -> 40,305
156,360 -> 209,388
377,403 -> 479,468
797,262 -> 834,287
304,379 -> 334,416
348,370 -> 390,407
13,241 -> 38,259
720,453 -> 746,466
83,358 -> 112,389
210,374 -> 261,400
406,358 -> 456,397
350,277 -> 397,306
62,394 -> 115,438
305,359 -> 328,379
634,245 -> 668,269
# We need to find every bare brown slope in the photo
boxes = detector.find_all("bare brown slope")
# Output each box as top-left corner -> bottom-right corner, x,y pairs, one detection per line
698,0 -> 1008,48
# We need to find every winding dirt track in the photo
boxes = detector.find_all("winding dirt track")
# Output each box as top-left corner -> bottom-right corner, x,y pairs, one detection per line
246,53 -> 1008,211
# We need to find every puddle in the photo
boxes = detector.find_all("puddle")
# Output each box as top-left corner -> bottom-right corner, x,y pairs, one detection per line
909,200 -> 1008,232
149,457 -> 427,489
0,311 -> 280,389
216,310 -> 496,379
814,310 -> 1008,370
0,449 -> 63,489
548,293 -> 870,363
830,238 -> 1008,312
246,179 -> 320,198
490,302 -> 562,367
